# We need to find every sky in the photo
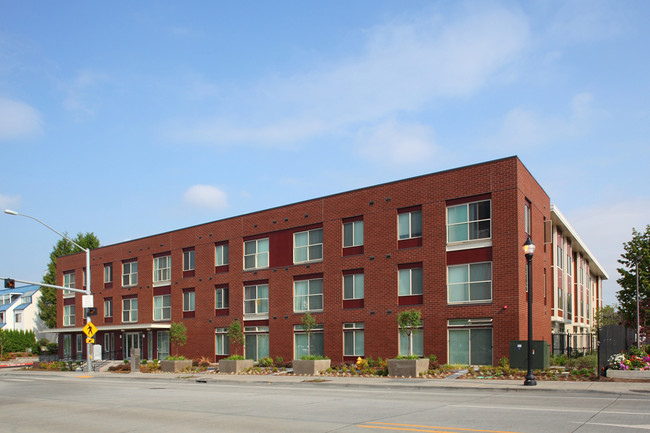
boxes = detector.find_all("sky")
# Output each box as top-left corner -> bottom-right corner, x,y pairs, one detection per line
1,1 -> 649,307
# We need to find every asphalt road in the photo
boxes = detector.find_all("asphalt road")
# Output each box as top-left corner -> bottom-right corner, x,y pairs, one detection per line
1,372 -> 649,433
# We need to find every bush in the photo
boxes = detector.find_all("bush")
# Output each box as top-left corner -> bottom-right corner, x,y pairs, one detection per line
300,354 -> 329,360
165,355 -> 187,361
224,354 -> 246,360
257,356 -> 273,367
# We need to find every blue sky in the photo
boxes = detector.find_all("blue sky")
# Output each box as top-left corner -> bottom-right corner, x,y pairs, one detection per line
1,1 -> 649,306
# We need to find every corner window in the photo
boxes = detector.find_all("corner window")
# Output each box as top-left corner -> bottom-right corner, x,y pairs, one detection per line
294,278 -> 323,312
447,262 -> 492,304
153,255 -> 171,285
244,238 -> 269,270
398,210 -> 422,240
294,228 -> 323,264
447,200 -> 491,243
122,260 -> 138,287
153,294 -> 171,321
398,267 -> 423,296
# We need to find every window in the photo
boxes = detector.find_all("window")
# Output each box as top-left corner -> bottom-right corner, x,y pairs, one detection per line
294,278 -> 323,312
244,238 -> 269,270
344,323 -> 364,357
20,296 -> 31,304
294,228 -> 323,263
567,254 -> 573,276
122,297 -> 138,322
153,294 -> 171,321
524,201 -> 531,236
104,264 -> 113,284
447,262 -> 492,303
556,245 -> 563,270
0,312 -> 4,323
244,284 -> 269,315
183,249 -> 195,272
398,267 -> 423,296
399,327 -> 423,357
157,331 -> 170,360
294,324 -> 324,358
14,312 -> 22,323
63,305 -> 75,326
398,210 -> 422,240
183,290 -> 195,312
76,335 -> 83,355
216,287 -> 229,310
215,243 -> 229,266
448,318 -> 493,365
215,328 -> 229,356
104,333 -> 114,357
153,255 -> 171,285
343,273 -> 364,300
104,298 -> 113,318
63,271 -> 75,298
447,200 -> 491,243
122,260 -> 138,286
245,326 -> 269,361
343,220 -> 363,248
83,269 -> 87,288
63,335 -> 72,359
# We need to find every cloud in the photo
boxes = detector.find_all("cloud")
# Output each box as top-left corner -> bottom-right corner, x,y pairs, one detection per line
169,5 -> 529,146
0,97 -> 43,141
357,119 -> 438,166
0,193 -> 21,210
183,185 -> 229,212
62,70 -> 111,119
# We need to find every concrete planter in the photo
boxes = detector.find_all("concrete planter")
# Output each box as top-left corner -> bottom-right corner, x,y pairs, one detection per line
219,359 -> 254,373
292,359 -> 331,376
160,359 -> 192,373
607,369 -> 650,380
387,359 -> 429,377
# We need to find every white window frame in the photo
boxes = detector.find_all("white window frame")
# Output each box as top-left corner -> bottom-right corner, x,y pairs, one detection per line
293,278 -> 324,312
183,290 -> 195,312
398,267 -> 423,296
153,294 -> 171,321
122,297 -> 138,323
122,261 -> 138,287
293,228 -> 323,264
104,263 -> 113,284
216,287 -> 229,310
343,273 -> 364,300
343,220 -> 363,248
157,331 -> 170,360
294,324 -> 324,358
14,312 -> 22,323
446,200 -> 491,244
398,210 -> 422,240
183,250 -> 195,272
215,243 -> 229,266
244,284 -> 269,316
104,298 -> 113,318
153,255 -> 171,286
244,238 -> 269,270
343,322 -> 364,357
447,318 -> 493,365
215,328 -> 229,356
63,272 -> 75,298
447,262 -> 492,304
63,305 -> 75,326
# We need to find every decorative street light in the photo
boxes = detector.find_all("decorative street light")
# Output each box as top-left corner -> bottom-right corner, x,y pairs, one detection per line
4,209 -> 94,373
523,237 -> 537,386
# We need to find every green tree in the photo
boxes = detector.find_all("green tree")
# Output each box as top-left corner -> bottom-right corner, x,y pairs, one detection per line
227,319 -> 245,357
397,309 -> 422,357
169,322 -> 187,356
616,225 -> 649,332
594,305 -> 623,327
301,312 -> 316,356
39,233 -> 100,328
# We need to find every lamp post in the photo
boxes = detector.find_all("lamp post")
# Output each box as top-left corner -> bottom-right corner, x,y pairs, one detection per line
636,256 -> 641,350
523,237 -> 537,386
4,209 -> 93,373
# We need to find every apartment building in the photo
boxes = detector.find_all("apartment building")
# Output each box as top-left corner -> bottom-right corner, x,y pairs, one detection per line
54,156 -> 605,365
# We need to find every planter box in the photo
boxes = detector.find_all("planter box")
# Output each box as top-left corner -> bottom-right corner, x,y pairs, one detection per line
160,359 -> 192,373
219,359 -> 254,373
607,369 -> 650,380
292,359 -> 331,376
387,358 -> 429,377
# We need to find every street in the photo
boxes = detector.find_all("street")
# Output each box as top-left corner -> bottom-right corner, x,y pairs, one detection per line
1,372 -> 649,433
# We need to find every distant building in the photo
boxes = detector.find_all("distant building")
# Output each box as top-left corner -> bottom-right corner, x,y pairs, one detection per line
0,284 -> 48,339
54,156 -> 607,364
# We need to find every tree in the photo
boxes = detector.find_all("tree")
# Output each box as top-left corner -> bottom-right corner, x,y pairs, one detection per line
227,319 -> 245,357
594,305 -> 623,327
38,232 -> 100,328
397,309 -> 422,357
301,312 -> 316,356
616,225 -> 649,333
169,322 -> 187,357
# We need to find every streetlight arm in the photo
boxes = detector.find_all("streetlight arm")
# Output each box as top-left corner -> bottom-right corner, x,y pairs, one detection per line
4,209 -> 89,253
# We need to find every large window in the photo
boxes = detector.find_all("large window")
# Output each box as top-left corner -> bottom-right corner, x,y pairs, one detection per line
245,326 -> 269,361
448,318 -> 493,365
153,255 -> 171,285
447,200 -> 491,243
153,294 -> 171,321
398,210 -> 422,240
216,328 -> 229,356
215,243 -> 229,266
216,287 -> 229,310
122,297 -> 138,323
294,278 -> 323,312
399,327 -> 423,357
343,220 -> 363,248
343,273 -> 364,300
294,228 -> 323,263
122,260 -> 138,287
244,238 -> 269,270
183,290 -> 195,312
294,324 -> 324,358
244,284 -> 269,316
157,331 -> 170,360
344,323 -> 364,357
447,262 -> 492,303
398,267 -> 423,296
63,271 -> 75,298
63,305 -> 75,326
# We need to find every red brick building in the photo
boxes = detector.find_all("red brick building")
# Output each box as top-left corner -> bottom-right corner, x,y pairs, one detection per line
55,156 -> 601,365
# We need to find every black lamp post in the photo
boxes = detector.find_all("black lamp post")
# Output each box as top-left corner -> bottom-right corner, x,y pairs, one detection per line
523,237 -> 537,386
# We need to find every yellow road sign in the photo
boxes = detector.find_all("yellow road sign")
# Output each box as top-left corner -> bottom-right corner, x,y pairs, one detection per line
82,322 -> 98,338
86,338 -> 95,344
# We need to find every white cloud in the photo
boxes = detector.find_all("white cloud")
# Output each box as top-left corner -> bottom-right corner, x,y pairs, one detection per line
357,119 -> 438,166
170,5 -> 529,146
0,97 -> 43,141
62,70 -> 111,119
183,185 -> 229,212
0,193 -> 21,210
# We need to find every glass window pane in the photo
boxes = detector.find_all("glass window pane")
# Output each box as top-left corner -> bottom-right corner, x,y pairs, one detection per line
471,329 -> 493,365
309,245 -> 322,260
295,281 -> 308,296
398,269 -> 411,295
295,333 -> 308,358
470,282 -> 491,301
310,229 -> 323,244
448,224 -> 468,242
309,279 -> 323,293
310,295 -> 322,310
257,252 -> 269,268
355,274 -> 364,298
344,332 -> 354,355
343,275 -> 353,299
448,265 -> 468,284
343,223 -> 353,246
354,221 -> 363,245
411,268 -> 423,295
449,283 -> 468,302
294,247 -> 307,263
398,213 -> 410,239
448,205 -> 467,224
310,332 -> 324,357
294,232 -> 308,247
470,263 -> 491,281
449,329 -> 470,365
411,211 -> 422,237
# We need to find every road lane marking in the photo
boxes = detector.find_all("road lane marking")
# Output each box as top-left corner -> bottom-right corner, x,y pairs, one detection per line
358,422 -> 522,433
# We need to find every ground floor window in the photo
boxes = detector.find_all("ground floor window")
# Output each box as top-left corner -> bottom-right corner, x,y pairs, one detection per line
215,328 -> 229,356
294,324 -> 324,358
63,334 -> 72,359
245,326 -> 269,361
157,331 -> 170,360
76,335 -> 83,358
104,333 -> 115,359
343,323 -> 364,357
399,328 -> 423,357
448,318 -> 493,365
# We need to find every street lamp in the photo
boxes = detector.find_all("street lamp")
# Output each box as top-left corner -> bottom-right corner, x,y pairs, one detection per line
4,209 -> 93,373
523,237 -> 537,386
636,256 -> 642,350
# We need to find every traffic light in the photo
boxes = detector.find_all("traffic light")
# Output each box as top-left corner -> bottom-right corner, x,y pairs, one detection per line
4,279 -> 15,289
85,307 -> 97,316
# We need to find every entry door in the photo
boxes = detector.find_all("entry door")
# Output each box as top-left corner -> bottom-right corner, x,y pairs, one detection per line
124,332 -> 141,359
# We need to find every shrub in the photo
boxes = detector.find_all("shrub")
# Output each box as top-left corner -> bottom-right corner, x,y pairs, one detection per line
224,354 -> 246,360
165,355 -> 187,361
257,356 -> 273,367
300,354 -> 328,360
